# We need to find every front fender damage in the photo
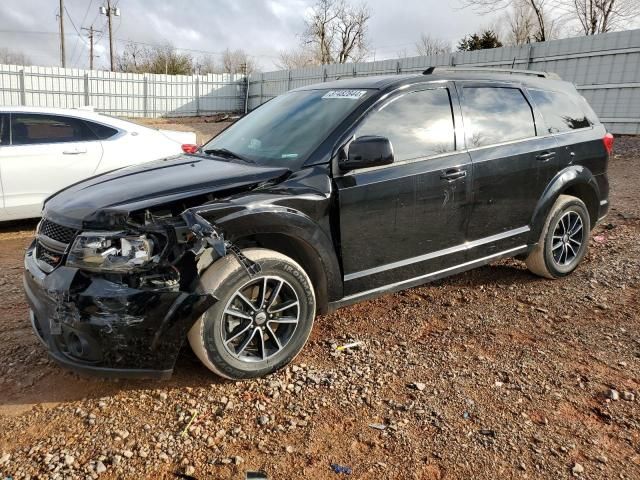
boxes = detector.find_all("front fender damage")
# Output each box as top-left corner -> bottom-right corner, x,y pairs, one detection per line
181,208 -> 262,278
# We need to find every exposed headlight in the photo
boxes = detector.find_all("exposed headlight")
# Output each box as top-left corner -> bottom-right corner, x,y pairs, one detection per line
67,232 -> 154,272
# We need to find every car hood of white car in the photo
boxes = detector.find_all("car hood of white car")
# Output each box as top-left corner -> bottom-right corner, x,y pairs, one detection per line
157,129 -> 197,145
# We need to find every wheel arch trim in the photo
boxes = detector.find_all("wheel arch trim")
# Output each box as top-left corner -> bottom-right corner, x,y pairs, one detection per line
199,206 -> 343,313
529,165 -> 600,244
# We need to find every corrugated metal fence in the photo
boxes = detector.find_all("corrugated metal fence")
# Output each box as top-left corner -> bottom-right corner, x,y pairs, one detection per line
249,29 -> 640,135
0,29 -> 639,133
0,65 -> 245,117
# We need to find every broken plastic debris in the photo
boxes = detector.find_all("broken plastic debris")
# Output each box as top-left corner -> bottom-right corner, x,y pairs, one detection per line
330,463 -> 353,475
335,341 -> 363,351
180,410 -> 199,437
368,423 -> 387,431
245,472 -> 268,480
593,234 -> 607,244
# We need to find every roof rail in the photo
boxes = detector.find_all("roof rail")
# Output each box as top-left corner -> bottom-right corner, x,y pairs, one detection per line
422,66 -> 561,80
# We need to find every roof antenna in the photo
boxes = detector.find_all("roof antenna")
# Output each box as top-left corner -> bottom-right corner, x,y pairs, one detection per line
423,66 -> 436,75
511,57 -> 516,69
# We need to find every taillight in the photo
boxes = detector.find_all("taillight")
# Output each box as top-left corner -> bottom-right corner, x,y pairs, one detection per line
182,144 -> 199,154
603,133 -> 614,155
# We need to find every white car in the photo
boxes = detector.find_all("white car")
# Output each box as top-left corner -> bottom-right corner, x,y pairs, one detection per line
0,106 -> 198,221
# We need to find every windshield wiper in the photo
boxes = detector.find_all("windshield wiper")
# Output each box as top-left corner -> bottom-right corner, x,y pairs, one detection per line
203,148 -> 255,164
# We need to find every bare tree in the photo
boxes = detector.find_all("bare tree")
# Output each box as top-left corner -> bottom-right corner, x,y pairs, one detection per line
499,0 -> 539,44
276,49 -> 317,69
221,48 -> 258,74
561,0 -> 639,34
303,0 -> 371,64
117,43 -> 193,75
334,1 -> 370,63
116,42 -> 150,73
459,0 -> 557,41
0,48 -> 31,65
194,54 -> 220,75
415,34 -> 451,56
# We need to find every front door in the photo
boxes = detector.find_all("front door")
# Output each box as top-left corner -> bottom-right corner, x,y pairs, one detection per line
0,113 -> 103,219
335,84 -> 473,296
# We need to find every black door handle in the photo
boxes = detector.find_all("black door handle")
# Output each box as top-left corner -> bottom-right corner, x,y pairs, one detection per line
536,151 -> 556,161
440,169 -> 467,181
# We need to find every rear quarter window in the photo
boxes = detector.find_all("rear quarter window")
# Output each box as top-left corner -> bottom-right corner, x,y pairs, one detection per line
461,86 -> 536,148
528,89 -> 592,133
85,121 -> 119,140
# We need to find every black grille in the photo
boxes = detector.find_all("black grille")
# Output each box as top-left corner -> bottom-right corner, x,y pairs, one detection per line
39,219 -> 78,244
36,243 -> 65,268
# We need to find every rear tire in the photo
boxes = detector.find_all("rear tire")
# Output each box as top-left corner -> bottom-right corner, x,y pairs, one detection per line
188,248 -> 316,380
526,194 -> 590,279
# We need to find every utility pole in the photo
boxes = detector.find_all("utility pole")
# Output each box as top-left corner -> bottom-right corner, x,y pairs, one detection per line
100,1 -> 120,71
59,0 -> 66,68
82,26 -> 96,70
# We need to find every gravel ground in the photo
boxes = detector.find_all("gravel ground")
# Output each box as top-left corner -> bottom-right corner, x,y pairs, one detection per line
0,135 -> 638,480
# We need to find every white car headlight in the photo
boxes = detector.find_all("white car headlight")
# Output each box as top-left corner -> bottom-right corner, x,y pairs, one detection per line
67,232 -> 154,272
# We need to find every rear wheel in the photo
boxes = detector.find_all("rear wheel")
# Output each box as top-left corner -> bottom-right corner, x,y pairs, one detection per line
526,194 -> 591,279
188,248 -> 316,380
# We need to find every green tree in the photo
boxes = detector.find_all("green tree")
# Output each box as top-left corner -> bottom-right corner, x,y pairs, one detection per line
457,30 -> 503,51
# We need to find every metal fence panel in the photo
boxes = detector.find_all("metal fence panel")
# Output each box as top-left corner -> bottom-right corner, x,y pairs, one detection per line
0,65 -> 245,118
0,29 -> 639,132
246,29 -> 640,134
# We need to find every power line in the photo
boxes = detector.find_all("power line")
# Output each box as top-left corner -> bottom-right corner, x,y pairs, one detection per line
79,0 -> 94,28
65,5 -> 85,67
0,29 -> 281,60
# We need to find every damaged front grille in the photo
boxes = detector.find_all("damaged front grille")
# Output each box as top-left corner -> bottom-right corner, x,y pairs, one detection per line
39,219 -> 78,244
36,219 -> 78,271
36,243 -> 65,268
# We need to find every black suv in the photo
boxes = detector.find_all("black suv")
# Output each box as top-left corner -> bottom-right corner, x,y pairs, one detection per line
24,68 -> 612,380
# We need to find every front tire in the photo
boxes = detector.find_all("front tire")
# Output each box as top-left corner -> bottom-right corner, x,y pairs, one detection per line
188,248 -> 316,380
526,194 -> 591,279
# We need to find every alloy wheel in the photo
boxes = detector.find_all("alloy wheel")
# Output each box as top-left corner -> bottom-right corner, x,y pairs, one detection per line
551,210 -> 584,266
221,276 -> 300,362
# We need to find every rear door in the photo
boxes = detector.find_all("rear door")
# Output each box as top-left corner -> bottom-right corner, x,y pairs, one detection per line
0,113 -> 103,219
335,83 -> 473,295
457,82 -> 559,258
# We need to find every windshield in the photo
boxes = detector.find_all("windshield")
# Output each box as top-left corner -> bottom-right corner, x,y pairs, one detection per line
202,89 -> 372,167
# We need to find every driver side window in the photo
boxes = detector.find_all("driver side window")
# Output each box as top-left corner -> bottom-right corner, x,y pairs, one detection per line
356,87 -> 456,163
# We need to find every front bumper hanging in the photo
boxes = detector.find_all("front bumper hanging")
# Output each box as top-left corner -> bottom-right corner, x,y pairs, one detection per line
23,245 -> 215,379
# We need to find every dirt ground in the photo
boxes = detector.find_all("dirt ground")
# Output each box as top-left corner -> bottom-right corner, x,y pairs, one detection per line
0,132 -> 638,480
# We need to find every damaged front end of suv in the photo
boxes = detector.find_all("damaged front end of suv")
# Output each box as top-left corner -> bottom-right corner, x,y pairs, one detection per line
23,157 -> 286,379
24,210 -> 234,378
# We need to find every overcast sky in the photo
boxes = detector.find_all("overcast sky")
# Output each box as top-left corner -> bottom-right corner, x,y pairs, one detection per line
1,0 -> 501,71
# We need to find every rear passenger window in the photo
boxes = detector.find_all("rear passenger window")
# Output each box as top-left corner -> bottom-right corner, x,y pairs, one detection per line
11,114 -> 97,145
356,87 -> 455,162
462,87 -> 536,148
528,89 -> 591,133
86,121 -> 119,140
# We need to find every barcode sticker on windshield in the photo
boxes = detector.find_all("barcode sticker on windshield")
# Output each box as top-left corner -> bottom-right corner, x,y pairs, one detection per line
322,90 -> 367,99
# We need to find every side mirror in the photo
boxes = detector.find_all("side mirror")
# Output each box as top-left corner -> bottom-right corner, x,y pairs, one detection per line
341,136 -> 394,171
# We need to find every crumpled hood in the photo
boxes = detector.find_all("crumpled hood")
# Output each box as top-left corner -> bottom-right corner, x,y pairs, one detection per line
43,154 -> 290,228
